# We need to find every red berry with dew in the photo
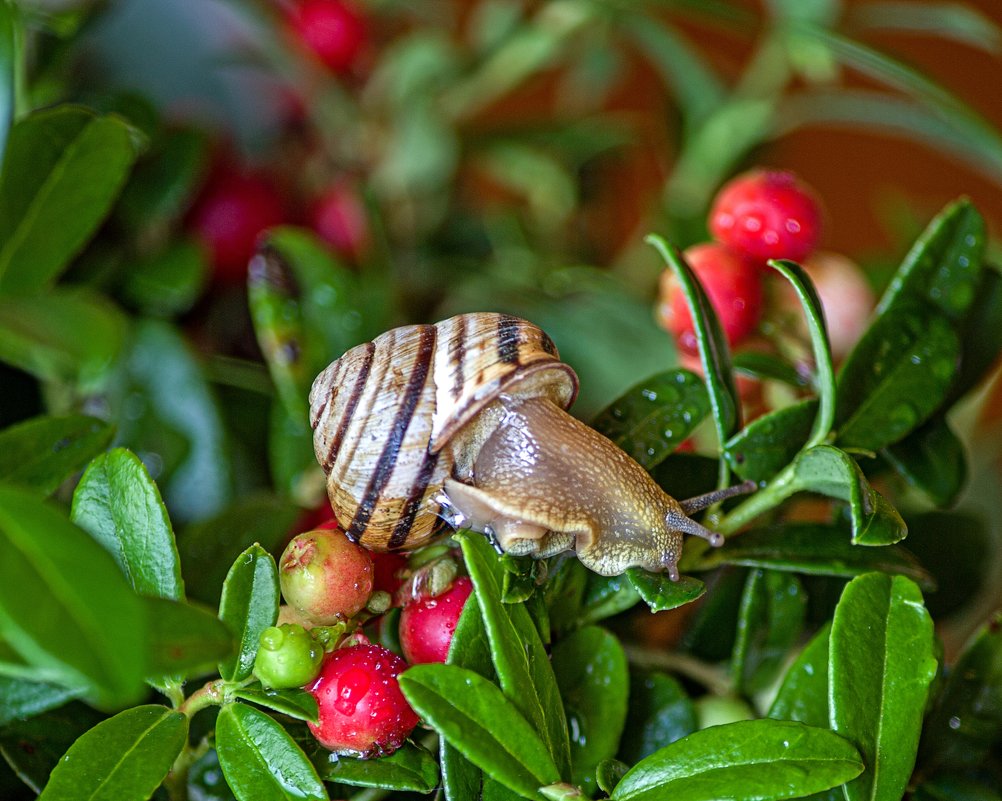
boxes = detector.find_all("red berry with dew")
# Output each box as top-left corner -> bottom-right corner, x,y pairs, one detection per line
400,576 -> 473,664
659,242 -> 764,354
287,0 -> 366,74
307,643 -> 419,757
709,169 -> 823,264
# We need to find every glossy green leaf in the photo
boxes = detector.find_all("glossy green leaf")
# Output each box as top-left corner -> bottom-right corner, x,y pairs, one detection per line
611,719 -> 862,801
177,494 -> 300,605
399,664 -> 561,801
699,523 -> 932,587
767,623 -> 831,725
121,238 -> 207,318
918,612 -> 1002,774
731,569 -> 806,695
552,627 -> 628,793
71,448 -> 183,600
0,676 -> 82,727
0,1 -> 14,170
37,705 -> 186,801
0,484 -> 146,706
949,264 -> 1002,404
215,703 -> 327,801
627,569 -> 705,612
217,544 -> 279,682
0,107 -> 142,293
579,572 -> 641,625
724,399 -> 818,482
596,759 -> 630,796
459,531 -> 570,775
646,234 -> 740,440
542,557 -> 587,637
233,687 -> 318,723
0,414 -> 113,496
318,741 -> 439,791
882,415 -> 966,507
0,288 -> 127,389
836,308 -> 960,452
591,369 -> 710,470
143,596 -> 233,681
619,670 -> 696,764
830,573 -> 937,801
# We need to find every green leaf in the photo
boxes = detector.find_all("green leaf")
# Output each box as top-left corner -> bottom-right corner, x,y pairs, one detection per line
626,569 -> 705,612
578,572 -> 641,625
0,1 -> 14,170
37,705 -> 187,801
215,703 -> 327,801
552,627 -> 628,793
542,557 -> 588,637
0,414 -> 113,496
611,719 -> 862,801
918,611 -> 1002,774
121,238 -> 207,318
217,544 -> 280,682
0,484 -> 146,707
949,264 -> 1002,404
459,531 -> 571,775
596,759 -> 630,796
646,235 -> 740,441
731,569 -> 806,695
233,687 -> 318,723
732,349 -> 807,387
882,416 -> 966,507
724,399 -> 818,482
836,308 -> 960,452
0,288 -> 127,389
399,664 -> 561,800
0,106 -> 143,293
830,573 -> 937,801
768,623 -> 831,726
848,2 -> 1002,52
590,369 -> 710,470
618,670 -> 696,764
317,741 -> 439,792
0,676 -> 82,727
71,447 -> 183,600
143,596 -> 234,681
913,773 -> 1002,801
699,523 -> 932,587
187,747 -> 238,801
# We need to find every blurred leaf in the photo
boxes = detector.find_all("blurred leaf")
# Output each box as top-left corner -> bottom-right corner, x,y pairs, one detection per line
949,265 -> 1002,404
591,369 -> 710,470
233,687 -> 318,723
596,759 -> 630,796
267,400 -> 320,504
318,741 -> 439,791
0,414 -> 113,496
143,596 -> 233,682
724,399 -> 818,483
478,143 -> 576,229
618,670 -> 696,764
187,747 -> 237,801
71,447 -> 183,600
830,573 -> 937,801
913,774 -> 1002,801
177,494 -> 300,606
882,416 -> 966,507
731,569 -> 806,695
681,567 -> 746,662
731,350 -> 806,387
36,705 -> 186,801
650,453 -> 718,503
0,484 -> 146,707
626,569 -> 705,612
215,703 -> 327,801
579,572 -> 641,625
848,2 -> 1002,52
768,623 -> 831,725
0,0 -> 14,170
552,626 -> 628,793
0,676 -> 81,727
121,238 -> 207,318
0,106 -> 142,293
217,544 -> 279,682
399,664 -> 561,801
610,719 -> 862,801
0,288 -> 127,390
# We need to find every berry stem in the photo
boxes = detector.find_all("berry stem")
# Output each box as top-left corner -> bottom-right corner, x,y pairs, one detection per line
622,644 -> 732,697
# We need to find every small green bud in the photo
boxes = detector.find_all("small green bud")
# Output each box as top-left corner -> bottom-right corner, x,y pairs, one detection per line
253,623 -> 323,689
367,591 -> 392,615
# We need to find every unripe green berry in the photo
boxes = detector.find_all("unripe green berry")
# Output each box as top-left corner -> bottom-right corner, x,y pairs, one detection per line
253,624 -> 324,689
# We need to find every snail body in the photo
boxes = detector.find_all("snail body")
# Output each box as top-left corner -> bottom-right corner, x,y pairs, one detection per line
309,313 -> 747,578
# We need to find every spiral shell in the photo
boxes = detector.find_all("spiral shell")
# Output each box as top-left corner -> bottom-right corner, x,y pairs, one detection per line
309,313 -> 578,551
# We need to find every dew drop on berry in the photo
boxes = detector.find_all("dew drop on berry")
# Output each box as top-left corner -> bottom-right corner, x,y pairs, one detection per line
334,666 -> 371,715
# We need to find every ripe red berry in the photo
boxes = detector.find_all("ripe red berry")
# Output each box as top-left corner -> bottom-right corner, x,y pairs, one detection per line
309,183 -> 369,261
307,643 -> 419,756
399,576 -> 473,665
280,525 -> 374,624
287,0 -> 366,74
659,242 -> 764,354
187,166 -> 286,283
709,169 -> 823,264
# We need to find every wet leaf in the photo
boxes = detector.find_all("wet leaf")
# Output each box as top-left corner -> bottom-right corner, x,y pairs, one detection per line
217,544 -> 280,682
618,670 -> 696,764
626,570 -> 705,612
768,623 -> 831,726
724,399 -> 817,482
233,687 -> 318,723
0,676 -> 82,727
317,741 -> 438,792
882,415 -> 966,507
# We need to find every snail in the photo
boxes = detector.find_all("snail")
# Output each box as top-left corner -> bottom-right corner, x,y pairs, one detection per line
308,313 -> 754,578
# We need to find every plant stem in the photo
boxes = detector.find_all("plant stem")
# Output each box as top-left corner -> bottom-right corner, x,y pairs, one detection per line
623,645 -> 732,697
716,463 -> 797,536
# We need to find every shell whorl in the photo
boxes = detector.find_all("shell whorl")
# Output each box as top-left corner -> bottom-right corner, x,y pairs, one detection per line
308,313 -> 578,551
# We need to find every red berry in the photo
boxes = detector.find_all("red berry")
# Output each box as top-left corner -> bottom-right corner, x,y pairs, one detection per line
187,166 -> 286,283
308,643 -> 419,756
659,242 -> 764,354
709,169 -> 823,263
399,577 -> 473,665
309,183 -> 369,260
280,525 -> 374,624
287,0 -> 366,74
371,551 -> 408,599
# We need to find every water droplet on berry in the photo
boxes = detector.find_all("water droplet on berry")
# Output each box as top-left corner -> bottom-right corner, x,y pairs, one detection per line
334,666 -> 372,715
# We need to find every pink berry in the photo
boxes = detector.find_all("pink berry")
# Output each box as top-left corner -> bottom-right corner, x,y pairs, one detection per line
659,242 -> 764,354
187,166 -> 286,283
308,643 -> 419,756
280,524 -> 374,624
287,0 -> 366,74
709,169 -> 823,263
309,184 -> 369,260
399,577 -> 473,665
